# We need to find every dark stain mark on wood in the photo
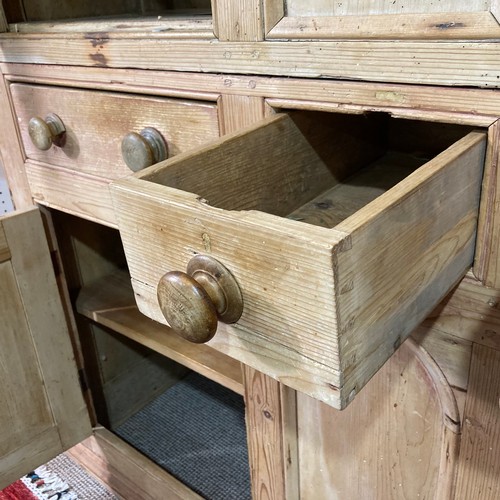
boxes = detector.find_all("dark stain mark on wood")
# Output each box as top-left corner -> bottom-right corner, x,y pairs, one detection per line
434,22 -> 465,30
90,53 -> 108,67
84,32 -> 110,47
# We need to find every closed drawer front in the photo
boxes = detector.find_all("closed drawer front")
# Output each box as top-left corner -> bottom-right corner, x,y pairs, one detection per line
10,83 -> 220,225
111,111 -> 486,409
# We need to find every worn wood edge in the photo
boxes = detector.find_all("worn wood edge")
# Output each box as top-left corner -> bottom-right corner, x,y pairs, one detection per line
336,132 -> 486,234
2,39 -> 500,88
25,160 -> 117,228
267,11 -> 500,40
8,16 -> 214,36
4,63 -> 500,121
267,98 -> 496,127
67,428 -> 203,500
75,268 -> 244,395
474,119 -> 500,286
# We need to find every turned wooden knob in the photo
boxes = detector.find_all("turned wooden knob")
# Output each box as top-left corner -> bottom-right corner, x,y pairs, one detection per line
121,127 -> 168,172
157,255 -> 243,343
28,113 -> 66,151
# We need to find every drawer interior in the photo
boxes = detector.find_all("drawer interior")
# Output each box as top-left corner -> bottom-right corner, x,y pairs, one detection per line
142,110 -> 475,226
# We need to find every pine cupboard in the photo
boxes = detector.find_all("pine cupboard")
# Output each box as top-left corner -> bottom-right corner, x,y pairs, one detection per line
1,1 -> 500,499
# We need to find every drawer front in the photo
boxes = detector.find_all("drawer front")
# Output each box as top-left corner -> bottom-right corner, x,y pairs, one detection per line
11,83 -> 220,179
111,113 -> 486,409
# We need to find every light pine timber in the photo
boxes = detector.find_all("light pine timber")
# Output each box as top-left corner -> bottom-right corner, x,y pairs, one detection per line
475,119 -> 500,287
67,428 -> 203,500
422,277 -> 500,352
213,0 -> 264,41
455,345 -> 500,499
4,63 -> 500,124
10,16 -> 214,35
221,95 -> 299,500
0,224 -> 9,262
3,39 -> 500,88
268,12 -> 500,40
25,160 -> 117,227
244,366 -> 299,500
0,73 -> 31,209
0,208 -> 91,488
111,116 -> 485,408
75,269 -> 244,395
297,338 -> 460,500
10,83 -> 220,179
286,0 -> 493,16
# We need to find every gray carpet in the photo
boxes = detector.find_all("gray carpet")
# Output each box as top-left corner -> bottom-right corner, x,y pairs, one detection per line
115,372 -> 251,500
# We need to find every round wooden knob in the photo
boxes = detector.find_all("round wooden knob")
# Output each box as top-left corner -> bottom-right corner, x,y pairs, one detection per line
157,255 -> 243,343
28,113 -> 66,151
121,127 -> 168,172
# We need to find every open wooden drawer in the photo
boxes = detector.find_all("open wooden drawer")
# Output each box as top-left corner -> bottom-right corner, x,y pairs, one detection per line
110,111 -> 486,409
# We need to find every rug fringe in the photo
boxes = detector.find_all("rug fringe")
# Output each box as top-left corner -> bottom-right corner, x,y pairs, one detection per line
21,466 -> 77,500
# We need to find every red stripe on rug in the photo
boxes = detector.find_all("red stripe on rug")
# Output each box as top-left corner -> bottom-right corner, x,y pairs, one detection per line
0,481 -> 38,500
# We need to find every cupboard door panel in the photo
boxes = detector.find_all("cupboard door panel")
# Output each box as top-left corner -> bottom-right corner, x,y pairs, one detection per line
0,207 -> 91,488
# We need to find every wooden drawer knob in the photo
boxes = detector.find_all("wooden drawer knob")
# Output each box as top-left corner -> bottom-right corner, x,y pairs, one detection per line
121,127 -> 168,172
157,255 -> 243,343
28,113 -> 66,151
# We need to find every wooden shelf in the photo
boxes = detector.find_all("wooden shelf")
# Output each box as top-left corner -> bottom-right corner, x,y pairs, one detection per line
76,269 -> 244,396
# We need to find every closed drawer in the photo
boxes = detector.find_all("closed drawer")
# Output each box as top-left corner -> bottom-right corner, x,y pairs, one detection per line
111,111 -> 486,409
10,83 -> 220,225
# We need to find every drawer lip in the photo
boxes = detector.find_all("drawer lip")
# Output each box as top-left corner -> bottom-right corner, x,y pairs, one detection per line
110,114 -> 486,409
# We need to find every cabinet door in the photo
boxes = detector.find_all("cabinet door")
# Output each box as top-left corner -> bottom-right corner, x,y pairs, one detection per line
0,207 -> 91,488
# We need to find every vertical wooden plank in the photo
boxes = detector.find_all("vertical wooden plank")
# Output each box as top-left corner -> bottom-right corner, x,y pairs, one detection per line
0,74 -> 32,208
474,119 -> 500,287
244,366 -> 299,500
456,344 -> 500,499
218,94 -> 266,135
213,0 -> 264,41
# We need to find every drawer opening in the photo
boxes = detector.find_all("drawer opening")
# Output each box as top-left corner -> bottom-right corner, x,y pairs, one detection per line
142,110 -> 476,229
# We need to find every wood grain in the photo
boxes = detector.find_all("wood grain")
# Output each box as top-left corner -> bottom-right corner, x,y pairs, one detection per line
67,428 -> 203,500
244,367 -> 294,500
286,0 -> 493,16
3,38 -> 500,88
335,132 -> 486,404
213,0 -> 264,41
4,64 -> 500,124
25,160 -> 117,227
475,119 -> 500,287
297,338 -> 460,500
456,345 -> 500,499
423,277 -> 500,352
268,11 -> 500,40
10,83 -> 220,178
